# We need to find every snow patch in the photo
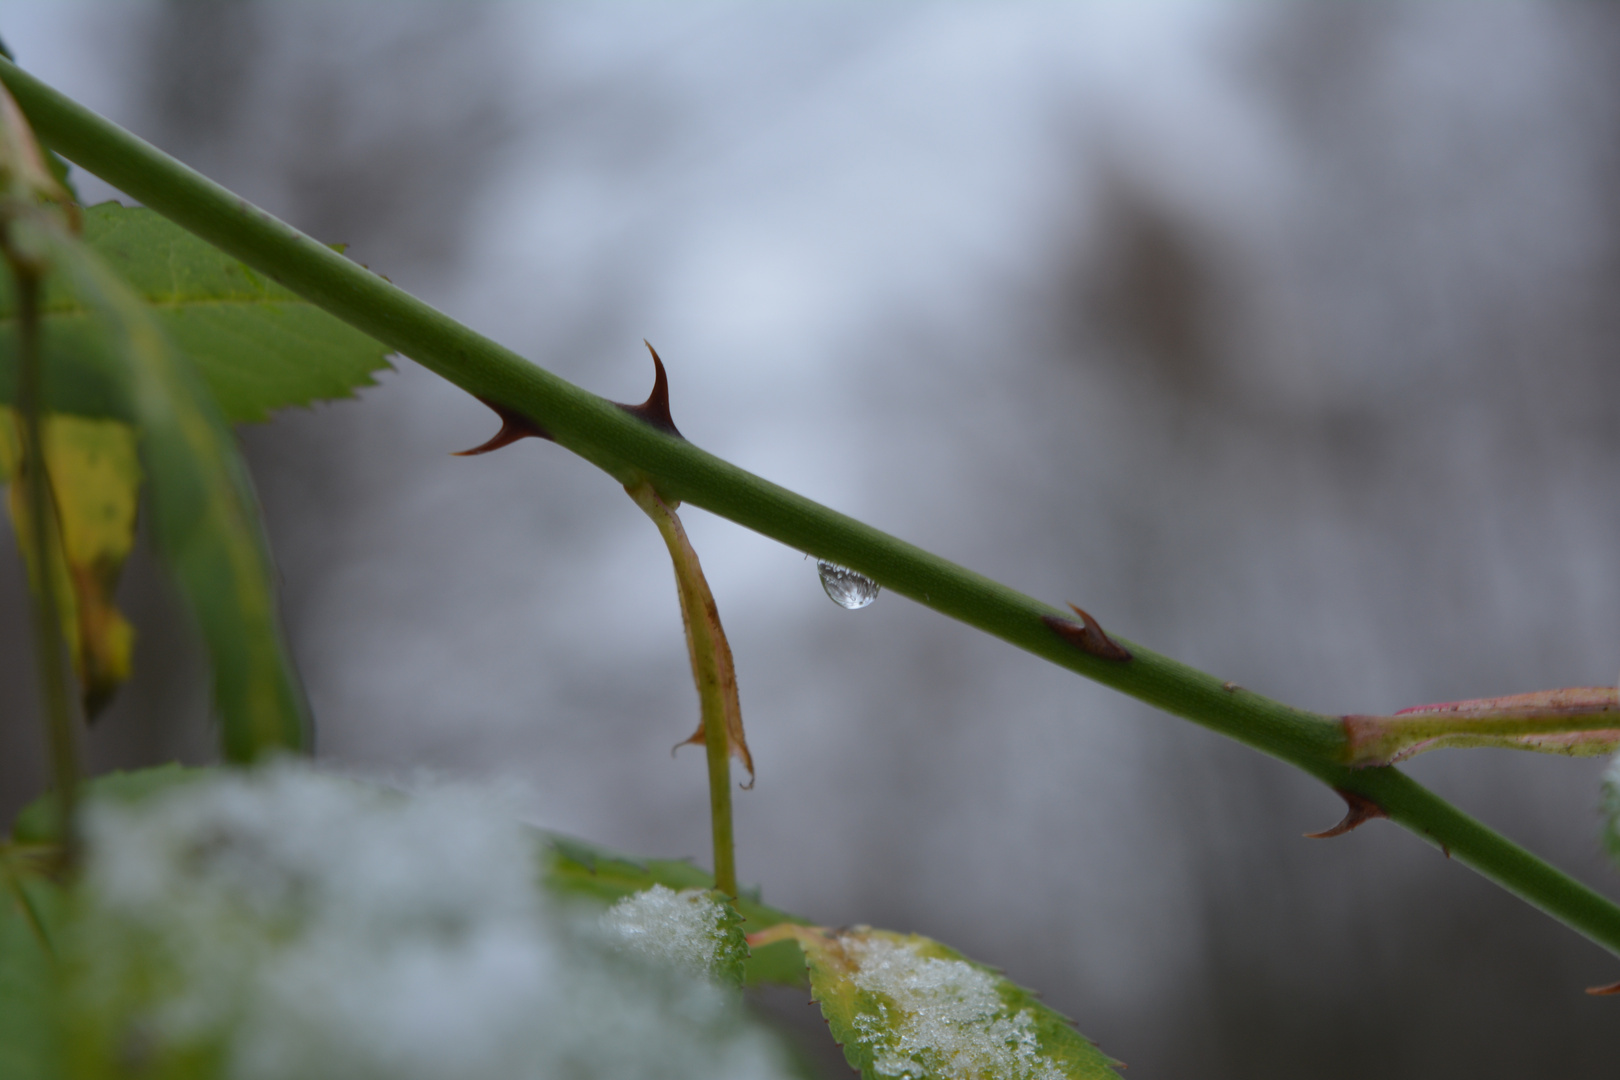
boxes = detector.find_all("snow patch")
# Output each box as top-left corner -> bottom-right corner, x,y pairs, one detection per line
602,884 -> 736,977
72,761 -> 792,1080
845,933 -> 1064,1080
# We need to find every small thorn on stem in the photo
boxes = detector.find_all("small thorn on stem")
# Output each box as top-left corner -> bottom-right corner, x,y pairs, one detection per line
452,398 -> 552,455
1042,604 -> 1132,661
1585,981 -> 1620,996
1304,789 -> 1388,839
615,341 -> 684,438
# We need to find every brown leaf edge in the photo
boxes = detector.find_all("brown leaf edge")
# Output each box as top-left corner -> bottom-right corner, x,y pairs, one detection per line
453,340 -> 683,456
629,483 -> 754,788
1584,981 -> 1620,996
1042,603 -> 1132,662
1304,789 -> 1388,839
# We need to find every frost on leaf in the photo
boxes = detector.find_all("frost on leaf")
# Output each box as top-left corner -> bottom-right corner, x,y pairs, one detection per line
64,762 -> 795,1080
603,885 -> 749,985
755,925 -> 1122,1080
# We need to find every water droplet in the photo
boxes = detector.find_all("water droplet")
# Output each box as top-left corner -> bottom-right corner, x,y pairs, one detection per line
816,560 -> 880,610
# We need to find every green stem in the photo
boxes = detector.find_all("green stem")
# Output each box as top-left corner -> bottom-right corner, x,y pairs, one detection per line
6,57 -> 1619,956
3,242 -> 80,866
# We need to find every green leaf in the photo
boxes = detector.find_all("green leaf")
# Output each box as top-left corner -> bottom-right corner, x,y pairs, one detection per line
9,763 -> 209,844
24,218 -> 310,760
0,203 -> 391,424
0,852 -> 63,1080
756,925 -> 1124,1080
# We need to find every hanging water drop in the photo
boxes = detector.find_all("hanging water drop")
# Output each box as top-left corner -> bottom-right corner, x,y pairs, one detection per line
816,560 -> 880,610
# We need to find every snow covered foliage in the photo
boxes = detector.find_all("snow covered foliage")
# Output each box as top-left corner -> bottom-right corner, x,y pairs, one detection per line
602,884 -> 749,984
769,925 -> 1123,1080
63,762 -> 795,1080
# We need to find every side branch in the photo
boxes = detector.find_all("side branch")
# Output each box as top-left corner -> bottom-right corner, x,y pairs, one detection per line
1343,688 -> 1620,767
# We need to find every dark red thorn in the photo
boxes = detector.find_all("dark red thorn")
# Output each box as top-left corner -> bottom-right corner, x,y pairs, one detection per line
1042,603 -> 1132,661
615,341 -> 684,438
1304,789 -> 1389,839
452,398 -> 553,456
1585,981 -> 1620,996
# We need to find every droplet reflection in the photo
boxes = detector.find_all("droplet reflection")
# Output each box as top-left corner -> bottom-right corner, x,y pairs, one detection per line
816,560 -> 880,610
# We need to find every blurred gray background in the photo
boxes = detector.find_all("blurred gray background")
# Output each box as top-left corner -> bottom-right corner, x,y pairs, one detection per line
4,5 -> 1620,1077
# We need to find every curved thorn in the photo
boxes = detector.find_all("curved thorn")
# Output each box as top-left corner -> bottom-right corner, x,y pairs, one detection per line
1304,789 -> 1389,839
1585,981 -> 1620,996
452,398 -> 552,455
614,341 -> 684,438
1041,604 -> 1132,661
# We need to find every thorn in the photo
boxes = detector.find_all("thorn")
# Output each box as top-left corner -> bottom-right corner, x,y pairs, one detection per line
1304,789 -> 1389,839
452,398 -> 552,455
1222,681 -> 1241,692
1586,981 -> 1620,996
1042,604 -> 1132,661
615,341 -> 684,438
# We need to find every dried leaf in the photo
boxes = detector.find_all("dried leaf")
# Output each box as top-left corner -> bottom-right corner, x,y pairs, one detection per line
627,482 -> 753,785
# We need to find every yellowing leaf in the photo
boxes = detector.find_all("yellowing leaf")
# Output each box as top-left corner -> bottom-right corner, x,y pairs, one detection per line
754,924 -> 1123,1080
0,408 -> 138,717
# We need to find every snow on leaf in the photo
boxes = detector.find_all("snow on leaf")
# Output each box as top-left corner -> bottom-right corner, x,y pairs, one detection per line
603,885 -> 749,986
64,762 -> 798,1080
540,833 -> 809,987
0,203 -> 392,424
754,925 -> 1123,1080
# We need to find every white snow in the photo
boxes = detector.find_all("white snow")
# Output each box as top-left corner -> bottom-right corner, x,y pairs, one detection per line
843,932 -> 1065,1080
602,884 -> 735,977
72,762 -> 793,1080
